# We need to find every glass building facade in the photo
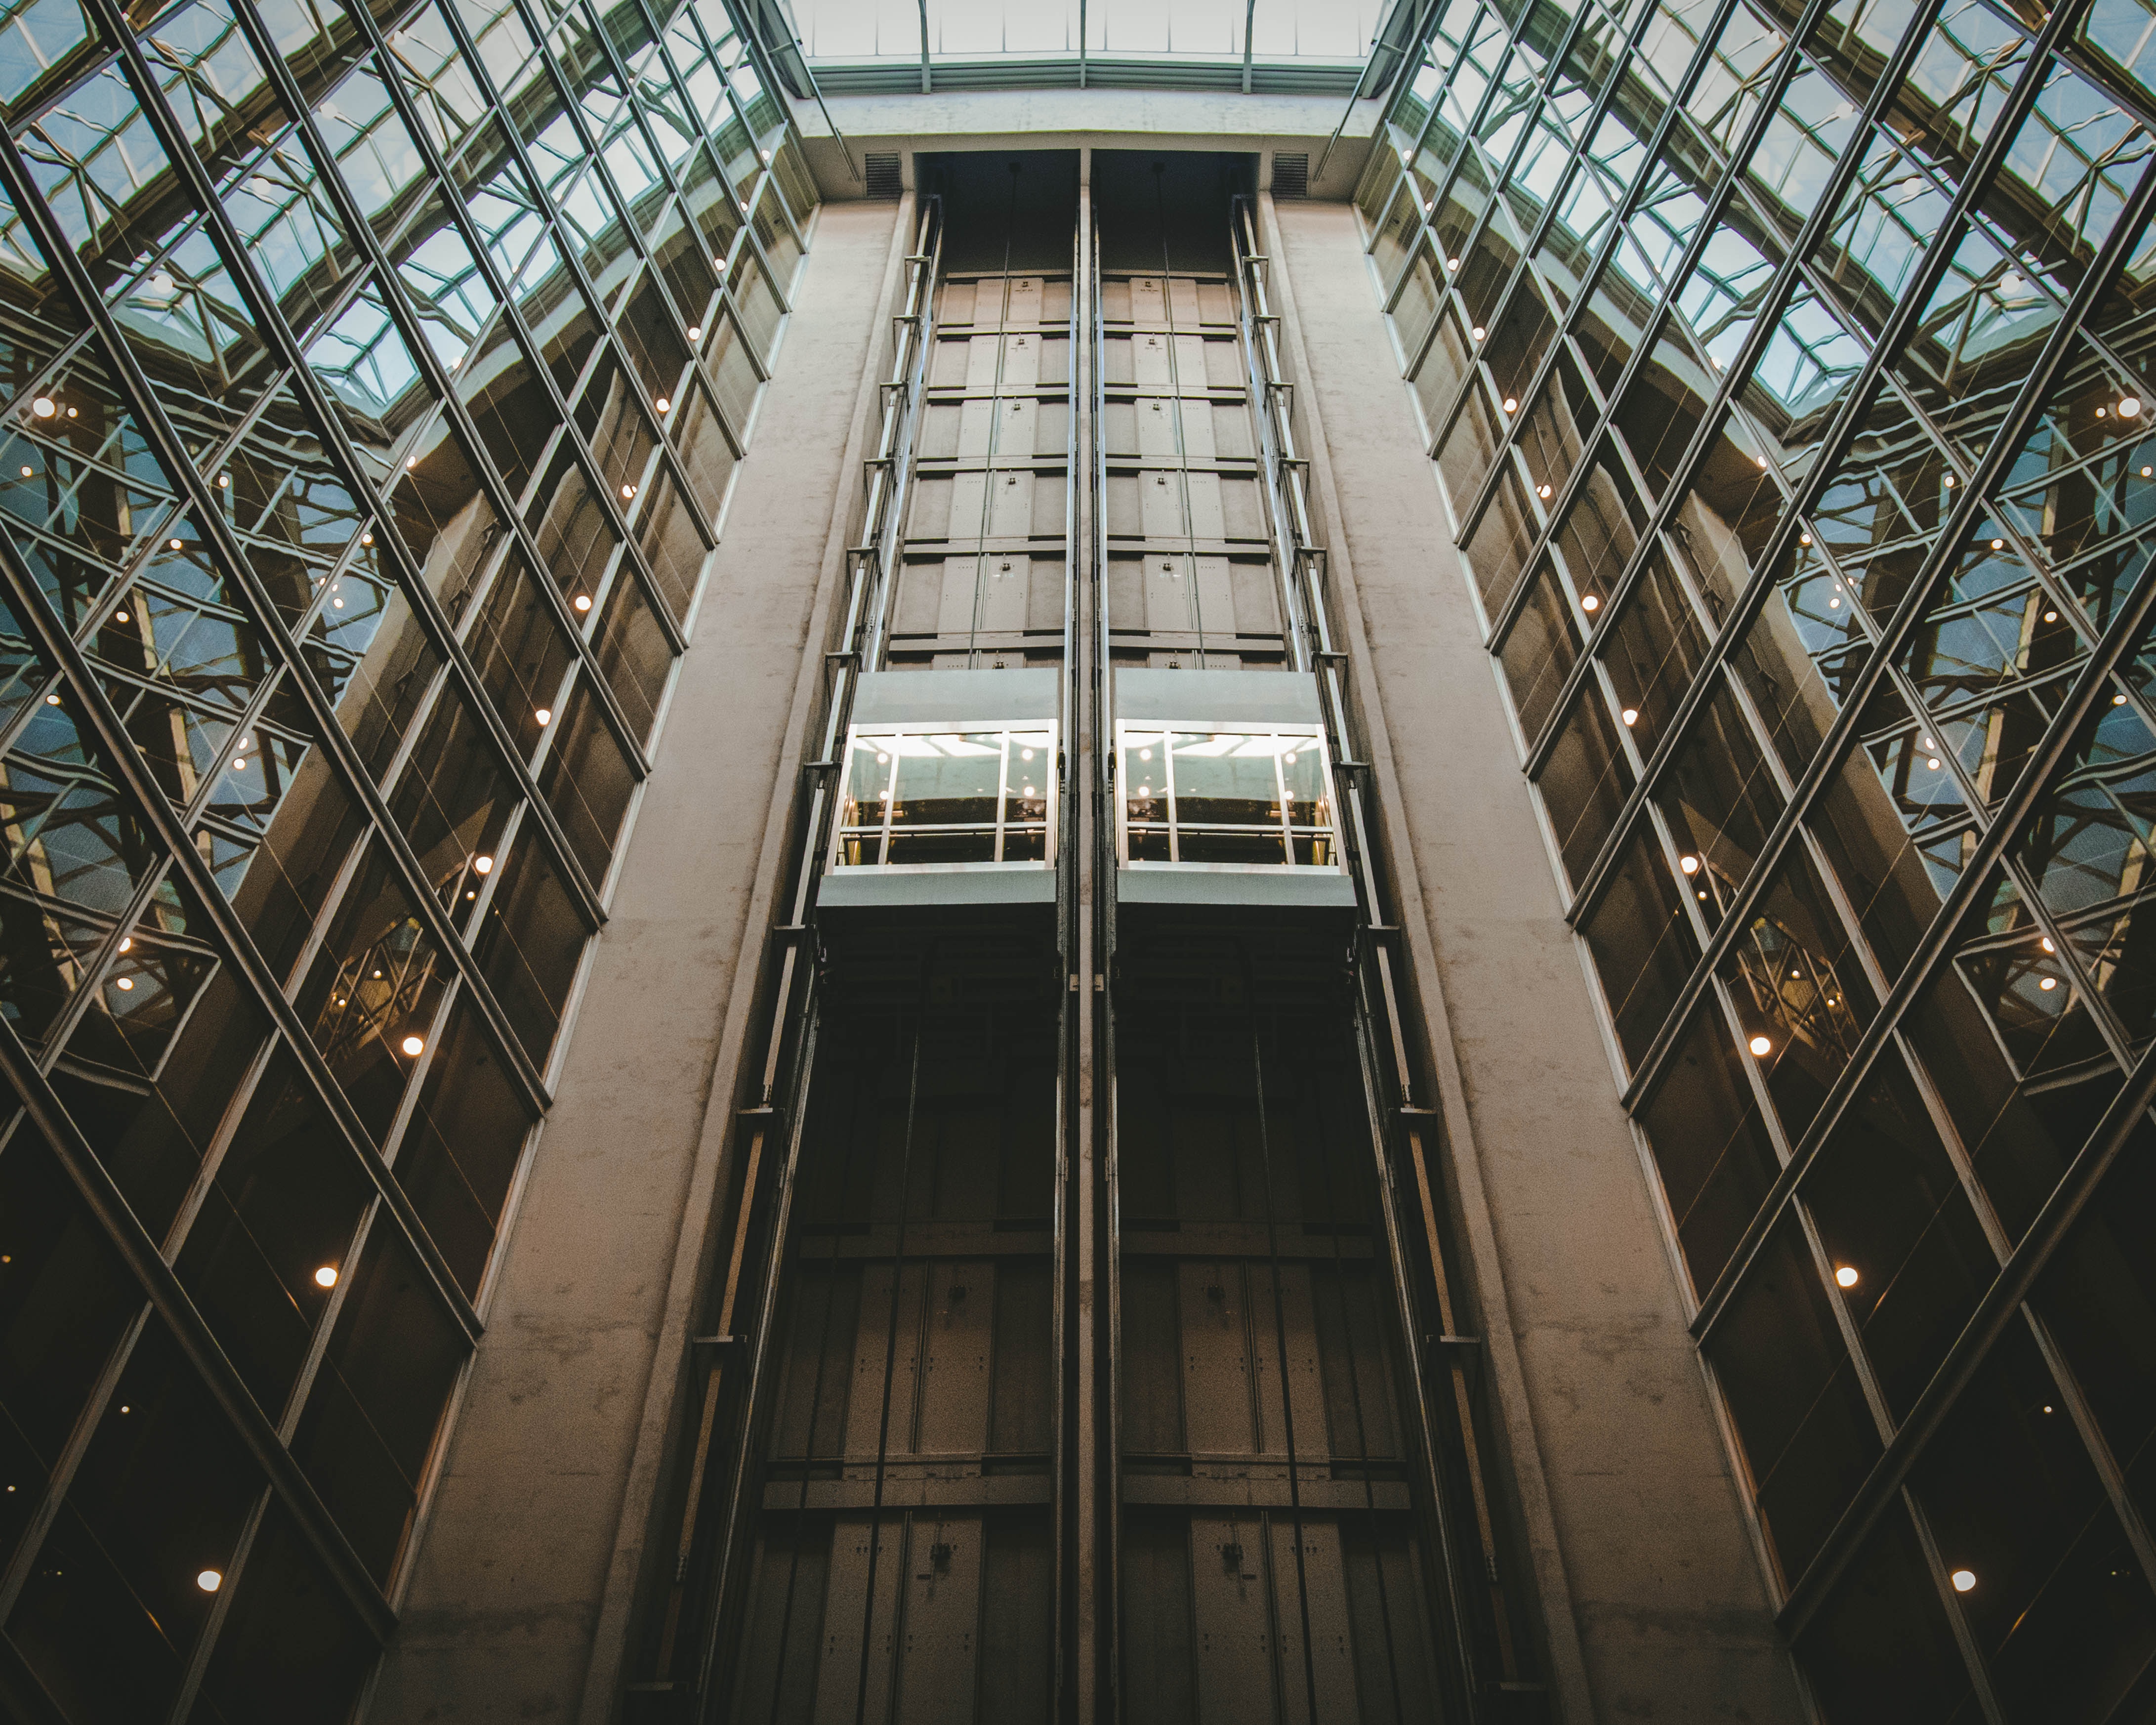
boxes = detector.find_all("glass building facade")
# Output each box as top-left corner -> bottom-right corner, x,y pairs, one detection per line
0,0 -> 816,1706
1356,0 -> 2156,1711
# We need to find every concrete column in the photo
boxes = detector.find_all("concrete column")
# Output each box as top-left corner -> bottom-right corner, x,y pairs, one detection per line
1266,196 -> 1808,1723
365,198 -> 906,1723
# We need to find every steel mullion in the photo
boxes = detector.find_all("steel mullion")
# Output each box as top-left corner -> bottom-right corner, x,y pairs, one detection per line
1467,53 -> 1851,657
1676,157 -> 2156,1359
1772,1005 -> 2156,1639
0,1292 -> 150,1628
1416,0 -> 1770,470
131,0 -> 614,939
0,517 -> 483,1346
1522,14 -> 2066,915
19,68 -> 559,1128
0,1014 -> 398,1640
521,0 -> 790,325
1568,0 -> 2119,1124
322,1 -> 673,777
420,6 -> 701,657
0,133 -> 499,1342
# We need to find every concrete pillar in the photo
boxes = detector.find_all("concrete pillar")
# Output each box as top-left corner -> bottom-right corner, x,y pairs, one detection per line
365,198 -> 906,1723
1266,195 -> 1809,1723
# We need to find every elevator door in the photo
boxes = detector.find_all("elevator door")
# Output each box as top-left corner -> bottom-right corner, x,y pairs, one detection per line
729,945 -> 1060,1725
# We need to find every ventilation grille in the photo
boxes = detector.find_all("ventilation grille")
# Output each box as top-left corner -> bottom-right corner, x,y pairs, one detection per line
1272,152 -> 1310,199
864,152 -> 902,201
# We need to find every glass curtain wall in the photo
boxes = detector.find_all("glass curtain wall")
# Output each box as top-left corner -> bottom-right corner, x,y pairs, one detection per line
0,0 -> 815,1710
1358,0 -> 2156,1711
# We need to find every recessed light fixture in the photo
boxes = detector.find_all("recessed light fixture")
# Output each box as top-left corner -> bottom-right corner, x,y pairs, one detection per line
2040,976 -> 2058,991
31,397 -> 54,418
1621,707 -> 1638,725
315,1265 -> 338,1288
656,396 -> 670,413
1835,1265 -> 1859,1288
2122,396 -> 2142,418
401,1034 -> 425,1056
1471,325 -> 1486,340
1581,593 -> 1600,612
574,593 -> 592,611
1952,1569 -> 1977,1593
1748,1034 -> 1772,1056
474,854 -> 494,874
1679,855 -> 1700,875
1502,396 -> 1518,412
197,1569 -> 222,1593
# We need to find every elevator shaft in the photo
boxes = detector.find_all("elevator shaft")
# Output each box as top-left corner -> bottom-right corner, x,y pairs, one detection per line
638,155 -> 1541,1725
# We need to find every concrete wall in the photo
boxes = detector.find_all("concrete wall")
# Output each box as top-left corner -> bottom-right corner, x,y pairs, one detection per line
363,197 -> 904,1724
1266,195 -> 1811,1724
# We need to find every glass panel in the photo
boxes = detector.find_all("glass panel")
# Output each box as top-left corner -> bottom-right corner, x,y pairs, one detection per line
1637,1000 -> 1783,1292
1704,1216 -> 1882,1587
1580,822 -> 1699,1066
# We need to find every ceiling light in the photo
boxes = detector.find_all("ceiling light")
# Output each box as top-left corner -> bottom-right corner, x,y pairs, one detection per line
1991,538 -> 2004,549
474,854 -> 494,874
1748,1034 -> 1772,1056
115,977 -> 133,991
2040,976 -> 2057,991
1537,483 -> 1552,499
621,483 -> 636,499
1835,1265 -> 1859,1288
2122,396 -> 2142,418
688,325 -> 701,341
30,397 -> 54,418
169,539 -> 182,550
2042,936 -> 2055,953
1581,593 -> 1600,612
119,937 -> 130,952
2115,692 -> 2129,705
656,396 -> 670,413
573,590 -> 592,612
196,1569 -> 222,1593
1952,1569 -> 1976,1593
315,1265 -> 338,1287
2044,609 -> 2058,622
1800,533 -> 1812,546
1447,256 -> 1459,270
401,1034 -> 425,1056
1471,325 -> 1486,340
1679,855 -> 1700,875
1944,475 -> 1955,487
1502,396 -> 1518,412
1621,707 -> 1638,725
536,708 -> 551,725
1755,455 -> 1768,468
17,466 -> 29,478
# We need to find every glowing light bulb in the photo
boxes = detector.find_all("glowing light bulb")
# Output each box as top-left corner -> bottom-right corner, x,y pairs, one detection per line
1927,757 -> 1942,769
401,1034 -> 424,1056
1537,483 -> 1552,499
2044,609 -> 2058,622
30,397 -> 54,418
361,533 -> 373,547
688,325 -> 701,341
656,396 -> 670,413
1835,1265 -> 1859,1288
1502,396 -> 1518,412
118,937 -> 130,952
1679,855 -> 1700,875
406,456 -> 417,468
115,610 -> 128,623
1581,593 -> 1600,612
1800,533 -> 1812,545
474,854 -> 494,874
1952,1569 -> 1976,1593
1755,454 -> 1768,468
2039,976 -> 2057,991
2042,937 -> 2056,953
17,465 -> 29,477
1748,1034 -> 1772,1056
574,593 -> 592,611
315,1265 -> 338,1288
115,977 -> 133,991
1991,538 -> 2004,550
169,539 -> 182,550
535,707 -> 551,725
1471,325 -> 1486,340
1447,256 -> 1459,270
196,1569 -> 222,1593
1621,707 -> 1638,725
2122,396 -> 2142,418
2116,692 -> 2129,705
1944,474 -> 1955,487
45,693 -> 59,705
621,483 -> 636,499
